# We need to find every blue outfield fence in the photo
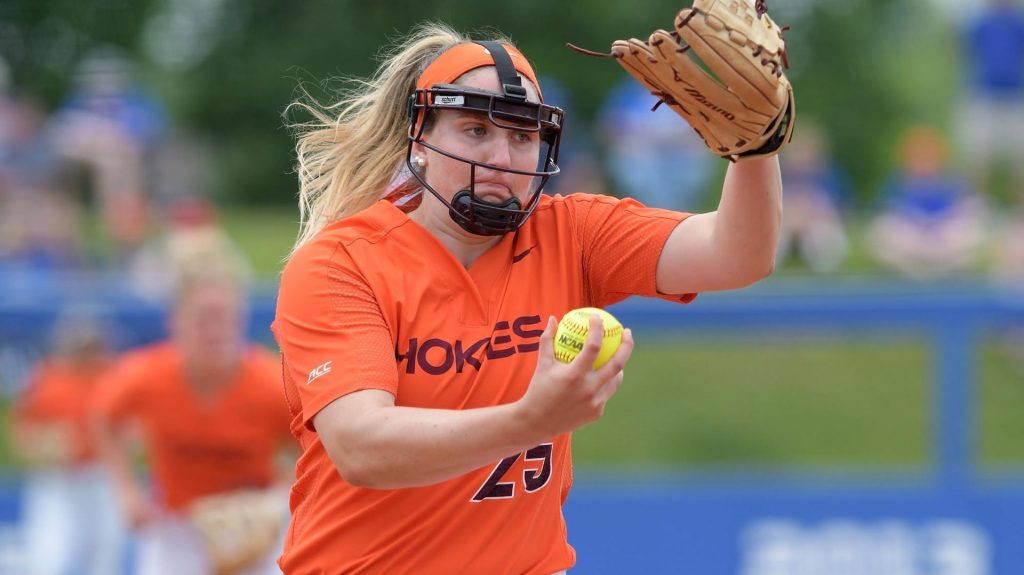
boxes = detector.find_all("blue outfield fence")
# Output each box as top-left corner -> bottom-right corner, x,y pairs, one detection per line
573,279 -> 1024,575
1,276 -> 1023,574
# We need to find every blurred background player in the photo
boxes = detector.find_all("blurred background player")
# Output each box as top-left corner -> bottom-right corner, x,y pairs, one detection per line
125,197 -> 249,300
9,311 -> 127,575
92,236 -> 293,575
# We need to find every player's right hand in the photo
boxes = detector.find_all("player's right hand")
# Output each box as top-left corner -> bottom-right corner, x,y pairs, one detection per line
517,313 -> 634,440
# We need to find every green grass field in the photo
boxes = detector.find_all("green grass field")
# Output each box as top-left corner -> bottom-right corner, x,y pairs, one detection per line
573,337 -> 932,467
221,206 -> 301,278
979,342 -> 1024,465
572,336 -> 1024,468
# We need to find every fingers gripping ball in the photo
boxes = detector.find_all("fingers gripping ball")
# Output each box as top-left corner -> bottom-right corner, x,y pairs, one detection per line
554,308 -> 624,370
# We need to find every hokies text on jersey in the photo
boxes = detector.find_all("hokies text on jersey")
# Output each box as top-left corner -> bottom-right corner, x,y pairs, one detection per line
396,315 -> 544,375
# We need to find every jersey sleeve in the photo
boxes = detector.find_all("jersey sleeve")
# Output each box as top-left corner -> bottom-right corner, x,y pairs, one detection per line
273,241 -> 399,431
566,194 -> 697,308
92,354 -> 149,424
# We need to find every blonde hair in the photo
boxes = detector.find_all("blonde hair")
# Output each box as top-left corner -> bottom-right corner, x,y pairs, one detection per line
167,226 -> 251,304
287,23 -> 464,251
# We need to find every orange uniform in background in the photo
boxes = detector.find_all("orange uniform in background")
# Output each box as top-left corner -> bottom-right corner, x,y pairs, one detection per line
274,193 -> 692,574
14,352 -> 129,575
14,359 -> 111,463
94,342 -> 291,510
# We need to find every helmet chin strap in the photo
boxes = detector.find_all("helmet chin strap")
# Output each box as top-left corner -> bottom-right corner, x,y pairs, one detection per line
450,189 -> 523,237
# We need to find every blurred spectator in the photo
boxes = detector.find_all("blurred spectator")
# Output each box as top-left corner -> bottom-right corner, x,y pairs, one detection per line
0,178 -> 84,272
993,211 -> 1024,280
92,238 -> 291,575
957,0 -> 1024,200
1,89 -> 83,272
50,46 -> 168,260
1,94 -> 54,184
9,311 -> 127,575
867,125 -> 990,278
777,121 -> 852,273
535,76 -> 607,197
149,129 -> 217,208
597,77 -> 714,211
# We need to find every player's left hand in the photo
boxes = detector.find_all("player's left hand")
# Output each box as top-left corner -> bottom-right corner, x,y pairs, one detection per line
570,0 -> 795,161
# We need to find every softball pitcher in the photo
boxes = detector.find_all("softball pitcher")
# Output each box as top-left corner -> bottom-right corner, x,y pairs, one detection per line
275,3 -> 792,572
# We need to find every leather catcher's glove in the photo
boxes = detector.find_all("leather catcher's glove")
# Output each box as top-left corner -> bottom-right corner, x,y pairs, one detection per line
572,0 -> 795,161
188,489 -> 284,575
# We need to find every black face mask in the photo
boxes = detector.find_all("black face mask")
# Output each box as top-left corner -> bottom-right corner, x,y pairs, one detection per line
449,188 -> 523,237
406,42 -> 564,236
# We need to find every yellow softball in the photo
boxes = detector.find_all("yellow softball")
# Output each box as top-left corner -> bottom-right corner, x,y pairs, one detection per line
553,307 -> 624,370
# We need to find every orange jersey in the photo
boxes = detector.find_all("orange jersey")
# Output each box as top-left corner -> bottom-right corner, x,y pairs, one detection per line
14,359 -> 112,463
93,342 -> 291,511
273,193 -> 693,574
